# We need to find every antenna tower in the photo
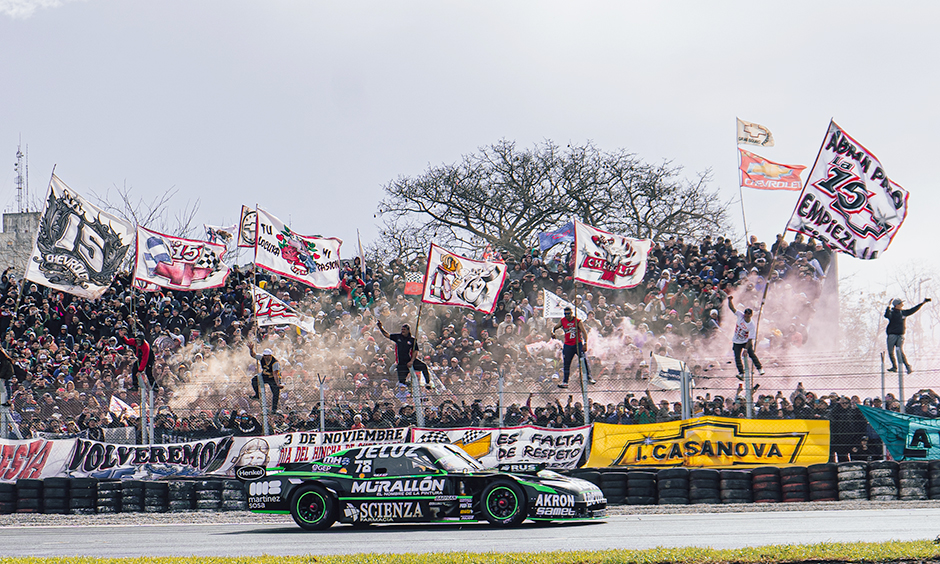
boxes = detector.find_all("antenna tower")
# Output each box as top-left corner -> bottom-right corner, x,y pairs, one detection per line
14,140 -> 28,213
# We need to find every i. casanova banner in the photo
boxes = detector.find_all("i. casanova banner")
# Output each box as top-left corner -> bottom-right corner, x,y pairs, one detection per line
411,425 -> 591,470
859,405 -> 940,461
134,226 -> 229,291
254,207 -> 342,288
26,175 -> 134,300
787,120 -> 908,260
586,417 -> 829,468
573,220 -> 651,289
422,243 -> 507,314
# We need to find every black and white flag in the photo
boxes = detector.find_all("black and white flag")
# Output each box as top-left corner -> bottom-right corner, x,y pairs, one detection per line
25,174 -> 134,299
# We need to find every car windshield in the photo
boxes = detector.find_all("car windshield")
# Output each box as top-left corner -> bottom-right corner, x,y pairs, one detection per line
428,444 -> 485,472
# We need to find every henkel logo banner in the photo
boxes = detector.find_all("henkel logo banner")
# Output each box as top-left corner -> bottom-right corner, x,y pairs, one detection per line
254,207 -> 342,288
134,226 -> 229,291
739,149 -> 806,191
787,120 -> 908,260
573,220 -> 651,289
422,243 -> 507,314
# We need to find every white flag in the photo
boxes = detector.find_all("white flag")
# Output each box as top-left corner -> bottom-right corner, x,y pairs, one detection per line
109,394 -> 133,416
649,353 -> 685,391
251,284 -> 315,334
26,175 -> 134,300
253,207 -> 342,288
736,118 -> 775,147
573,220 -> 651,289
134,226 -> 229,291
237,205 -> 257,248
542,289 -> 586,319
422,243 -> 507,314
786,120 -> 908,260
204,224 -> 238,249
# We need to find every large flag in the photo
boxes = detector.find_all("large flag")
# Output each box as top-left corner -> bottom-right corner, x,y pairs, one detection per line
858,405 -> 939,461
254,207 -> 343,288
403,271 -> 425,295
649,353 -> 685,391
542,289 -> 586,319
204,224 -> 238,249
251,284 -> 315,334
422,243 -> 507,314
538,222 -> 575,252
25,174 -> 133,300
134,226 -> 229,291
736,118 -> 774,147
237,205 -> 257,248
786,120 -> 908,260
573,220 -> 651,289
739,149 -> 806,191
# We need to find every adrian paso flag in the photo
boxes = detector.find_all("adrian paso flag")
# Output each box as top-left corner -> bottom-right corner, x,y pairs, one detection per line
422,243 -> 507,314
739,149 -> 805,191
787,120 -> 908,260
573,220 -> 651,289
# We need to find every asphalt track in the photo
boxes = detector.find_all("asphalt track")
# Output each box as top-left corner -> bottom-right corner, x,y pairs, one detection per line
3,508 -> 940,557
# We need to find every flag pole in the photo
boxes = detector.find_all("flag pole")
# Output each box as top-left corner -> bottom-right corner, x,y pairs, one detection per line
251,206 -> 270,436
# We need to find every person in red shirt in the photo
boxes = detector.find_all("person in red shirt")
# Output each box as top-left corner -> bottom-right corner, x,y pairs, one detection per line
550,306 -> 595,388
117,322 -> 156,389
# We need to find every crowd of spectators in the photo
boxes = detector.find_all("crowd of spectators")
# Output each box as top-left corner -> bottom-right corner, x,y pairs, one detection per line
0,228 -> 917,462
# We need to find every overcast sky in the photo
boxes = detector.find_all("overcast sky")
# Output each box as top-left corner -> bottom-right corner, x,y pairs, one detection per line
0,1 -> 936,297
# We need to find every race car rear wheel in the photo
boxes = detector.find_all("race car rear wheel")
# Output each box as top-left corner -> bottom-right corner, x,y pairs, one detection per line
481,480 -> 526,527
290,484 -> 336,531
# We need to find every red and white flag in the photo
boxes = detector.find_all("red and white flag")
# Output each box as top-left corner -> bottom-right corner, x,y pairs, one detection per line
251,284 -> 315,333
134,226 -> 229,291
739,149 -> 806,191
109,394 -> 133,417
787,120 -> 908,260
253,207 -> 343,288
422,244 -> 507,314
573,220 -> 651,289
403,271 -> 425,295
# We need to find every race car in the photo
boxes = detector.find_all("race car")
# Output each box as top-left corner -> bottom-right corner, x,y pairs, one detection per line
237,442 -> 606,530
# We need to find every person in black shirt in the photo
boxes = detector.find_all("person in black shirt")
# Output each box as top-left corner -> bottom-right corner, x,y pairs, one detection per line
884,297 -> 930,373
376,320 -> 431,389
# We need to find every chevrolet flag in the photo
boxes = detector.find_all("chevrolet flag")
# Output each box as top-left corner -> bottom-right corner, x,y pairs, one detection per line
739,148 -> 805,191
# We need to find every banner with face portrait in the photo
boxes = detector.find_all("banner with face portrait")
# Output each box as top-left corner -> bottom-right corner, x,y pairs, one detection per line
573,220 -> 651,289
421,243 -> 507,314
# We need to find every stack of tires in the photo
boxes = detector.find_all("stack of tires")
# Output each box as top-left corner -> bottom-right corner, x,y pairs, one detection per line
144,481 -> 169,513
868,460 -> 899,501
751,467 -> 781,503
221,480 -> 248,511
688,469 -> 720,505
168,480 -> 195,512
656,468 -> 689,505
0,482 -> 15,514
837,462 -> 868,501
807,463 -> 838,501
195,480 -> 223,511
780,466 -> 809,502
625,471 -> 657,506
42,477 -> 69,514
719,470 -> 751,504
898,461 -> 928,501
15,478 -> 42,513
930,461 -> 940,500
96,481 -> 121,513
599,472 -> 627,505
69,478 -> 97,514
120,480 -> 145,513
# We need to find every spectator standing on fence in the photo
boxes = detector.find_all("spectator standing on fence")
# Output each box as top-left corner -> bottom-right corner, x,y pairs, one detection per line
247,343 -> 282,412
884,297 -> 930,373
728,295 -> 763,381
551,306 -> 595,388
376,319 -> 432,389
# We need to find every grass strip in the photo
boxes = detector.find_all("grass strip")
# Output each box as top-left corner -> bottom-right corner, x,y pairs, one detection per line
2,541 -> 940,564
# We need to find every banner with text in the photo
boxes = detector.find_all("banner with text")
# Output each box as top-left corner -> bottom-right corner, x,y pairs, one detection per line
739,148 -> 805,191
786,120 -> 908,260
573,220 -> 651,289
859,405 -> 940,461
422,243 -> 507,314
586,417 -> 829,468
276,428 -> 410,465
254,207 -> 342,288
411,425 -> 590,470
134,226 -> 229,291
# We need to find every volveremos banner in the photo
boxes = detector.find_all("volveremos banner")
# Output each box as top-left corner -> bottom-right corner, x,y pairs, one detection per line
587,417 -> 829,468
859,405 -> 940,461
411,425 -> 590,470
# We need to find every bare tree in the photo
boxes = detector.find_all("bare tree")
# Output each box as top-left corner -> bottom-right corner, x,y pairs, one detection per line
91,182 -> 201,238
377,139 -> 732,260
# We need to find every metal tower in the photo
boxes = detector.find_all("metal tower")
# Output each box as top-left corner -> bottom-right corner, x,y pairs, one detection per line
14,140 -> 28,212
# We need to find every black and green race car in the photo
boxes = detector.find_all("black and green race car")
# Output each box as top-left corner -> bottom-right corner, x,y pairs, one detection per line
237,442 -> 606,530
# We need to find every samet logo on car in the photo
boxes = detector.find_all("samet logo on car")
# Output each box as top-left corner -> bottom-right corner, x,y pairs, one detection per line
248,480 -> 282,497
344,501 -> 424,522
236,465 -> 266,480
350,478 -> 445,496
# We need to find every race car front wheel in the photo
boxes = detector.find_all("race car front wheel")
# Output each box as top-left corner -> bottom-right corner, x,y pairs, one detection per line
290,484 -> 336,531
481,480 -> 526,526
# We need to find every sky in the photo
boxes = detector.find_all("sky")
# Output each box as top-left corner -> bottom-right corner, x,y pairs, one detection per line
0,0 -> 937,299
